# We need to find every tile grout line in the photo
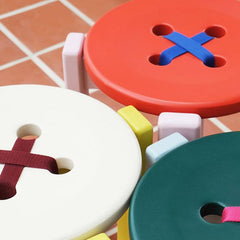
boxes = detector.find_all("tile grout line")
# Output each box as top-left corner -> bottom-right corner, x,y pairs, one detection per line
0,23 -> 65,87
89,89 -> 99,94
105,226 -> 117,237
0,57 -> 30,71
208,117 -> 232,132
0,0 -> 57,20
59,0 -> 95,26
35,41 -> 65,56
0,41 -> 65,71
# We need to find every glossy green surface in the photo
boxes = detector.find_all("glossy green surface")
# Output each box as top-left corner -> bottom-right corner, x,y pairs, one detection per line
130,132 -> 240,240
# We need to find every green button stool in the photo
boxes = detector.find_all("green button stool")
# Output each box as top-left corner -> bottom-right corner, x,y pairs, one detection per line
130,132 -> 240,240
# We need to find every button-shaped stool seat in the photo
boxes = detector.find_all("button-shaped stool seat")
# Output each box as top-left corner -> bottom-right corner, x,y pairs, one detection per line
130,132 -> 240,240
84,0 -> 240,118
0,85 -> 141,240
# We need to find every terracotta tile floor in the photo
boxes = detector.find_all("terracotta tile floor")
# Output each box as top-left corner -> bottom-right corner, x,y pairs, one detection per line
2,1 -> 90,52
0,60 -> 57,86
0,0 -> 239,239
0,31 -> 26,65
68,0 -> 130,21
39,47 -> 64,78
0,0 -> 41,14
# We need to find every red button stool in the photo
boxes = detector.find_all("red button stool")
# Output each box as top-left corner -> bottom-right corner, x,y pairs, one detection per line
62,0 -> 240,141
82,0 -> 240,118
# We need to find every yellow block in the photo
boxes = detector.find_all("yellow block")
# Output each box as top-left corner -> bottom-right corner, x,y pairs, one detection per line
118,105 -> 153,173
87,233 -> 110,240
117,209 -> 130,240
117,105 -> 153,240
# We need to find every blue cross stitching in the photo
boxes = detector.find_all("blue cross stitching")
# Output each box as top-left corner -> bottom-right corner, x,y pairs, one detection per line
159,32 -> 215,67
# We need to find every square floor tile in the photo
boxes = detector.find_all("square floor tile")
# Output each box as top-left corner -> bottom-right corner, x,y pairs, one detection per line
0,0 -> 40,14
0,60 -> 58,86
0,32 -> 26,65
2,1 -> 90,52
39,47 -> 63,79
68,0 -> 129,21
218,113 -> 239,131
203,119 -> 222,136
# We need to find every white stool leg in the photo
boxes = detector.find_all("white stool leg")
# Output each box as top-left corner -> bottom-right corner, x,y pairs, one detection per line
158,112 -> 203,141
62,33 -> 98,94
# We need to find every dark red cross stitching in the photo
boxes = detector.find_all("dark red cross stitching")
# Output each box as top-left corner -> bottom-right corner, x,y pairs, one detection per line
0,138 -> 58,200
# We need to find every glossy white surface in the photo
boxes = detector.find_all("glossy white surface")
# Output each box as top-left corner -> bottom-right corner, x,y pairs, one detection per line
0,85 -> 141,240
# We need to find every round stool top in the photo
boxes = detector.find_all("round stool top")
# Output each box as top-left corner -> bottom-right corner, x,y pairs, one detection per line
84,0 -> 240,118
0,85 -> 141,240
130,132 -> 240,240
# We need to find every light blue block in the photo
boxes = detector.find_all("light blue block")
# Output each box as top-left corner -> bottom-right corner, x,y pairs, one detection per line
146,132 -> 188,169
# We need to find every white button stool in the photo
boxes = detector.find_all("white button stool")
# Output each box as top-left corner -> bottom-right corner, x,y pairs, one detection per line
0,85 -> 141,240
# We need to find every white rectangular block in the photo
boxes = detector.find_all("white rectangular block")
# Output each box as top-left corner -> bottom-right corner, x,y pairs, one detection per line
62,33 -> 88,93
158,112 -> 202,141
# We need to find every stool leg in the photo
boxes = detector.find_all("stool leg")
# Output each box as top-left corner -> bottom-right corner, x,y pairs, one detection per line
87,233 -> 110,240
158,112 -> 202,141
146,132 -> 188,169
117,105 -> 153,240
62,32 -> 98,94
117,209 -> 129,240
